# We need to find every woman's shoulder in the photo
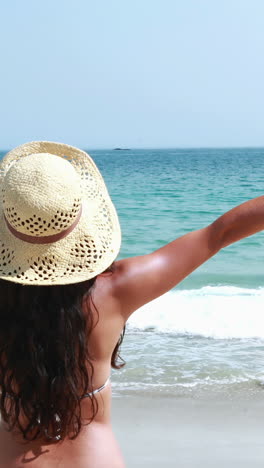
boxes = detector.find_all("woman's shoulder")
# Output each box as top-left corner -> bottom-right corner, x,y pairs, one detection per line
92,268 -> 124,318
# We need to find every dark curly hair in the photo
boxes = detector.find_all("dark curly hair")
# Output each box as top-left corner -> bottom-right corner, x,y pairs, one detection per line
0,268 -> 125,443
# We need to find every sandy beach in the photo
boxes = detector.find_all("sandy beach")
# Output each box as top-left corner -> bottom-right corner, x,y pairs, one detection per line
112,392 -> 264,467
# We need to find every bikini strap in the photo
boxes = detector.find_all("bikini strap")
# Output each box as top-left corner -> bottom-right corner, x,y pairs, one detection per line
81,376 -> 111,399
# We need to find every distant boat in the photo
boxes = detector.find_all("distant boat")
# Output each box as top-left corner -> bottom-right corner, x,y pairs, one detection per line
113,147 -> 130,151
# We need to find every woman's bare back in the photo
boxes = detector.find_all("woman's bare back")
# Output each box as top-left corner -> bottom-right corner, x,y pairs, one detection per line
0,274 -> 126,468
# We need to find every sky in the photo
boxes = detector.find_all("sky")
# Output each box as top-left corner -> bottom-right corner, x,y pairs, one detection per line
1,0 -> 264,149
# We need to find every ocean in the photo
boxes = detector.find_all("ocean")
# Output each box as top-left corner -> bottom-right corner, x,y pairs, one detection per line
90,148 -> 264,399
1,147 -> 264,399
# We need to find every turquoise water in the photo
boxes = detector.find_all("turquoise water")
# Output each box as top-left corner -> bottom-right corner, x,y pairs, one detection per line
89,148 -> 264,396
90,148 -> 264,289
1,147 -> 264,396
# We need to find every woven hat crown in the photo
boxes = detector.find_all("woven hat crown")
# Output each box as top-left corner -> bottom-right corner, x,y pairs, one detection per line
3,153 -> 82,237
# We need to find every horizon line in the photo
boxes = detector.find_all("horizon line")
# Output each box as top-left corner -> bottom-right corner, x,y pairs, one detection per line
86,145 -> 264,151
1,145 -> 264,153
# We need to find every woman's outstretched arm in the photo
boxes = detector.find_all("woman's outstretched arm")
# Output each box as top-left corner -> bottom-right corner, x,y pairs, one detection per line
112,195 -> 264,319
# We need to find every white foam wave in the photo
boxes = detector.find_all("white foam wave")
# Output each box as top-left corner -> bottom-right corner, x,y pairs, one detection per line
127,286 -> 264,339
111,375 -> 261,396
112,375 -> 250,389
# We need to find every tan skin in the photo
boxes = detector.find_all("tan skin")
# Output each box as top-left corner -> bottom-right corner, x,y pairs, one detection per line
0,195 -> 264,467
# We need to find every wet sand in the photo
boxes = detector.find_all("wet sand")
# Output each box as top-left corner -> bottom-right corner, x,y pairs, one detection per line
112,393 -> 264,467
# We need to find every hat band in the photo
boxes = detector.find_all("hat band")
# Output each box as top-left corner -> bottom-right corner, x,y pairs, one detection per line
4,208 -> 82,244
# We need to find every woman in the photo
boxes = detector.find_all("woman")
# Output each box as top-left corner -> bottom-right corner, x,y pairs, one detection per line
0,141 -> 263,468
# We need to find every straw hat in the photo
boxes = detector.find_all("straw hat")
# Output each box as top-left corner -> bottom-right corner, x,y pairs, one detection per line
0,141 -> 121,285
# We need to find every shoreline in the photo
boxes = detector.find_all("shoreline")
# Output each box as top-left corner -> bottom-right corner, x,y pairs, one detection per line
112,393 -> 264,467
